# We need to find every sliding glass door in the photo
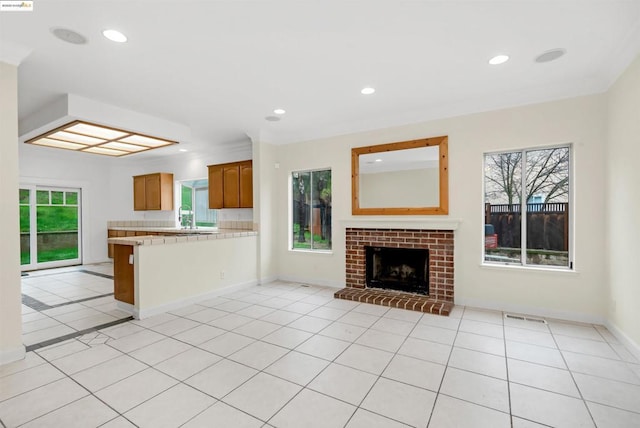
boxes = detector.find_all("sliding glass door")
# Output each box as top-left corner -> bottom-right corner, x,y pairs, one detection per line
20,185 -> 82,270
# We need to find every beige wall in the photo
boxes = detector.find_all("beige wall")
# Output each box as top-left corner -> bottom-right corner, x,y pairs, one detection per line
0,62 -> 25,364
253,140 -> 279,282
136,236 -> 258,316
273,94 -> 608,322
360,168 -> 439,208
606,54 -> 640,348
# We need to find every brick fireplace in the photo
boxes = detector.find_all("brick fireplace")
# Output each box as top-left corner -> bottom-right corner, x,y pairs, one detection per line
335,226 -> 455,315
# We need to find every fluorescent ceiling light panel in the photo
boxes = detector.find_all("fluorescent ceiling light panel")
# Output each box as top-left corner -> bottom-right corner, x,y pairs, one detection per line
83,146 -> 128,156
25,120 -> 178,157
31,138 -> 88,150
50,131 -> 105,145
119,134 -> 172,147
66,122 -> 128,139
100,141 -> 149,152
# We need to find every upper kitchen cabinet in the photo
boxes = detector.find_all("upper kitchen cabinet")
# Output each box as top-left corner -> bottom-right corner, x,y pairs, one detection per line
208,160 -> 253,208
133,173 -> 174,211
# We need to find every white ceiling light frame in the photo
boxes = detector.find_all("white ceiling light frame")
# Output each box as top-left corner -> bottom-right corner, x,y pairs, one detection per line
25,120 -> 178,157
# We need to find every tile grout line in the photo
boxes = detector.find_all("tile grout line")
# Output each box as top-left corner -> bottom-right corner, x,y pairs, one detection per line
424,306 -> 465,428
26,317 -> 134,352
110,297 -> 640,424
17,279 -> 640,427
502,312 -> 514,428
36,350 -> 141,428
549,325 -> 598,427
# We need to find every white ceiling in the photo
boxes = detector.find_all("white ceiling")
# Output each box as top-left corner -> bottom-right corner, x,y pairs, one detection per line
2,1 -> 640,159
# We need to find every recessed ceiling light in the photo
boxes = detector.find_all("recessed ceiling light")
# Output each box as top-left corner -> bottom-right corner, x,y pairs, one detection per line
102,29 -> 127,43
273,108 -> 286,115
375,158 -> 383,162
51,28 -> 87,45
489,54 -> 510,65
179,149 -> 188,152
535,48 -> 566,63
361,87 -> 376,95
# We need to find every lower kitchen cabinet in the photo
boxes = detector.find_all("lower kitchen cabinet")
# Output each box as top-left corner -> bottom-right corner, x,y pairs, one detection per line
113,244 -> 134,304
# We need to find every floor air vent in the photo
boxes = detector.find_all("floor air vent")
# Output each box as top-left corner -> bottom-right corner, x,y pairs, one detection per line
505,313 -> 547,324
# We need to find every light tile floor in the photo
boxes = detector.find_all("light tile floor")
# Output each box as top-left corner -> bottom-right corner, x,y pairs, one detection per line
20,264 -> 130,347
2,279 -> 639,427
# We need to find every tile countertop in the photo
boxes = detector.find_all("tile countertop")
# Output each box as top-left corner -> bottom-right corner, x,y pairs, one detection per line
108,226 -> 229,233
108,229 -> 258,246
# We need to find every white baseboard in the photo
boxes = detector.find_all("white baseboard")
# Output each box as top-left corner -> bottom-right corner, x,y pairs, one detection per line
604,319 -> 640,361
115,301 -> 135,317
0,345 -> 26,366
136,280 -> 258,319
257,276 -> 278,285
454,297 -> 605,325
277,275 -> 344,289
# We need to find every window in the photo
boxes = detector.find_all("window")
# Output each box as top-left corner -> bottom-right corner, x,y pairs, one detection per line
179,179 -> 217,228
291,169 -> 332,251
483,146 -> 571,268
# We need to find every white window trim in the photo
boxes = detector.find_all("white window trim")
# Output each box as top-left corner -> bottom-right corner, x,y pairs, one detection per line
482,144 -> 574,271
288,167 -> 332,253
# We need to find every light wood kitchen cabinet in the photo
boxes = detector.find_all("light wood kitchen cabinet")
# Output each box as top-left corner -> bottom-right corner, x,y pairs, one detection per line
133,173 -> 174,211
208,164 -> 224,209
239,161 -> 253,208
208,160 -> 252,208
223,164 -> 240,207
113,244 -> 135,305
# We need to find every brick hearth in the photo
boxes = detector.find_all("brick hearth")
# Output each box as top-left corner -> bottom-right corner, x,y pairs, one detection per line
335,227 -> 454,316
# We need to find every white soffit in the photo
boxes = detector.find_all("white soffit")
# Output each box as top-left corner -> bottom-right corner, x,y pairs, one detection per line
0,40 -> 31,66
19,94 -> 191,144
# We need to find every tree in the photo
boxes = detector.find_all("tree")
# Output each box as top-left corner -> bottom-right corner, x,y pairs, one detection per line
485,147 -> 569,206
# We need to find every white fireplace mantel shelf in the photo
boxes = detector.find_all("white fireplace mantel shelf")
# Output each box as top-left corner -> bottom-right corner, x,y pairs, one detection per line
341,217 -> 461,231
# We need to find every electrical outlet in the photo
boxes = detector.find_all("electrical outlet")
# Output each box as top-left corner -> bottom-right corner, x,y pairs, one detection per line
220,271 -> 225,279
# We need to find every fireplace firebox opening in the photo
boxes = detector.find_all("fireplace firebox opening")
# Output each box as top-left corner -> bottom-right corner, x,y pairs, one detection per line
365,246 -> 429,295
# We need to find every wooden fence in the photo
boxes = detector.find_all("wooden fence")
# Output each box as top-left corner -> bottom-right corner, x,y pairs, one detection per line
485,203 -> 568,251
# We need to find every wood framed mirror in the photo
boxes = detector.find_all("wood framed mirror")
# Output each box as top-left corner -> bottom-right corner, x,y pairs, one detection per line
352,136 -> 448,215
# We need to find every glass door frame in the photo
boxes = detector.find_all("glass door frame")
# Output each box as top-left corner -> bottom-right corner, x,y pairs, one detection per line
20,184 -> 83,271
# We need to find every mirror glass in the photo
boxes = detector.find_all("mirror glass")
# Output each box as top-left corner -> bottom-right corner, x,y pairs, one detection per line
351,136 -> 448,215
359,146 -> 439,208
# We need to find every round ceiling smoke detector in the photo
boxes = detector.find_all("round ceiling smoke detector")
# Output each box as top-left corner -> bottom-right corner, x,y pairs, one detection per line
51,28 -> 87,45
265,116 -> 281,122
535,48 -> 566,63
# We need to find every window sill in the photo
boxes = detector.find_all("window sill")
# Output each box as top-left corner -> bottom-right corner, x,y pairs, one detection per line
289,248 -> 334,255
480,262 -> 578,274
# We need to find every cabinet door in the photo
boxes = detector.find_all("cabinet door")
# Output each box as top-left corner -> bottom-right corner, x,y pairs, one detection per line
239,161 -> 253,208
145,174 -> 161,210
133,176 -> 146,211
158,173 -> 174,210
107,230 -> 117,258
208,165 -> 224,209
113,244 -> 134,304
223,164 -> 240,208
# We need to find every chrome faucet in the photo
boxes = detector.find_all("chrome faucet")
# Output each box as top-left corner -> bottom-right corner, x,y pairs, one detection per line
177,206 -> 195,229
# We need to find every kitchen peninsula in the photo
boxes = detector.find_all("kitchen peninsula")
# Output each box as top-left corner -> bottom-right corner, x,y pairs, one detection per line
108,227 -> 257,319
